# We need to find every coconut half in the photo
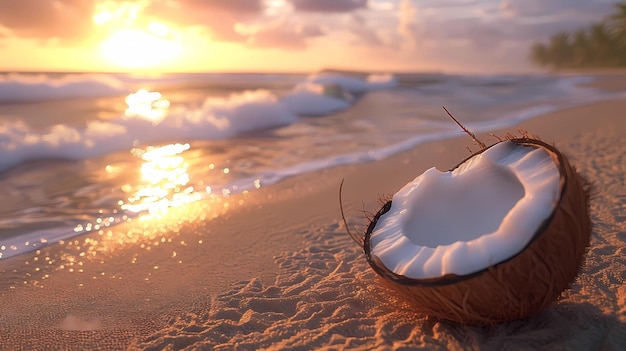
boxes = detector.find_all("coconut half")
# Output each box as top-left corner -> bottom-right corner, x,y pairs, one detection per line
363,138 -> 591,325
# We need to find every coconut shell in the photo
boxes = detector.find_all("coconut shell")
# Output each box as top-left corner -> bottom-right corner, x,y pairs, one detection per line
364,138 -> 591,325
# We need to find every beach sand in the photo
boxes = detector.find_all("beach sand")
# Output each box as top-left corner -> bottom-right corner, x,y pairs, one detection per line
1,77 -> 626,350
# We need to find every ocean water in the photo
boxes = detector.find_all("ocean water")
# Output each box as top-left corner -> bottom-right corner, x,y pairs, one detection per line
0,71 -> 621,260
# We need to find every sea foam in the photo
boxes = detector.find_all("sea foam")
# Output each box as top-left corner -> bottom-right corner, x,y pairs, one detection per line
308,72 -> 397,93
0,72 -> 397,171
0,73 -> 127,103
0,89 -> 296,170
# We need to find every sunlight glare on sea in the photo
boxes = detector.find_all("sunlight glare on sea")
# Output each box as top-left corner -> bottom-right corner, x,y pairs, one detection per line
120,143 -> 203,218
124,89 -> 170,123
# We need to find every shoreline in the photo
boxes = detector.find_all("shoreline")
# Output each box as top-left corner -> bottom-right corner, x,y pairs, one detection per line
1,77 -> 626,349
3,71 -> 623,262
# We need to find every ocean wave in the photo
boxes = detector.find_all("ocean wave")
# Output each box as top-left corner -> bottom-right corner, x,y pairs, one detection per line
0,72 -> 397,171
281,82 -> 352,116
0,73 -> 128,103
308,72 -> 397,93
0,89 -> 295,171
0,72 -> 320,104
1,71 -> 610,176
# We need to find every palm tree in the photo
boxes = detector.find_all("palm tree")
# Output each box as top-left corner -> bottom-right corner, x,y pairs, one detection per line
607,2 -> 626,42
548,33 -> 573,67
529,43 -> 551,67
607,2 -> 626,64
572,29 -> 590,67
589,23 -> 617,65
527,1 -> 626,68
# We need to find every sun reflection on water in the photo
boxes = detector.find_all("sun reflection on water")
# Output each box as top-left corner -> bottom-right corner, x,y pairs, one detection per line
120,143 -> 202,217
0,137 -> 268,290
124,89 -> 170,123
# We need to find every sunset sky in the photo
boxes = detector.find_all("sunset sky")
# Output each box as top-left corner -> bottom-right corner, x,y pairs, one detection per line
0,0 -> 619,73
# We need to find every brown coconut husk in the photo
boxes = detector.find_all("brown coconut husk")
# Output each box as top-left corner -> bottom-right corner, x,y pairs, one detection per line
363,138 -> 592,325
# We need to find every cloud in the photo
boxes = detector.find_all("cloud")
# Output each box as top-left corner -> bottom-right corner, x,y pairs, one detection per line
396,0 -> 617,50
198,0 -> 262,13
236,20 -> 324,49
346,14 -> 389,47
147,0 -> 331,49
0,0 -> 323,49
0,0 -> 620,73
0,0 -> 267,44
143,0 -> 265,42
149,0 -> 263,15
291,0 -> 368,13
0,0 -> 95,41
350,24 -> 386,47
368,0 -> 621,72
397,0 -> 419,45
500,0 -> 615,18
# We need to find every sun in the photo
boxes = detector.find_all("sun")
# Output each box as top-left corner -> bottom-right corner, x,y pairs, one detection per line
100,28 -> 181,69
93,1 -> 182,69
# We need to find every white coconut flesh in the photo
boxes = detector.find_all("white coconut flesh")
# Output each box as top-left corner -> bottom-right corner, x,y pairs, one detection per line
370,140 -> 561,280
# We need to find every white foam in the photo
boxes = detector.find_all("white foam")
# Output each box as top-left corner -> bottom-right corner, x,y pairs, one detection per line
366,73 -> 398,88
196,77 -> 625,198
0,72 -> 402,171
0,73 -> 127,103
0,72 -> 308,104
281,82 -> 352,116
0,73 -> 618,181
0,89 -> 298,171
307,72 -> 398,93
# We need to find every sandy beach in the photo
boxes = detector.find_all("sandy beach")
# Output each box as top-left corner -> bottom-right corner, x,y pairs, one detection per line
1,75 -> 626,350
